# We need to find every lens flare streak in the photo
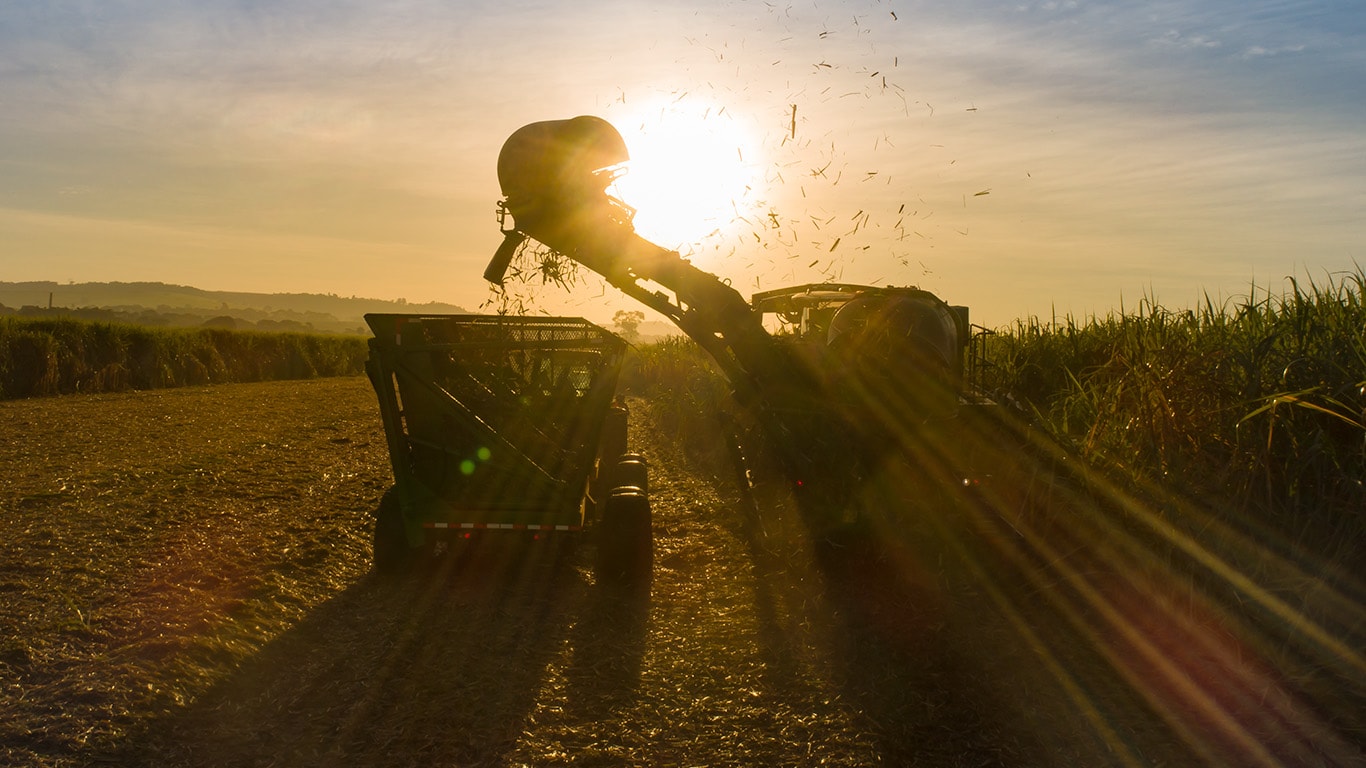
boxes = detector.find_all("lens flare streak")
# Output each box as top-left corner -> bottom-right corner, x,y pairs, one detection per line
860,405 -> 1362,766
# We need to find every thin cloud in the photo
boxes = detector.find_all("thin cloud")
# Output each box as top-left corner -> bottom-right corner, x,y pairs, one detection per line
1241,44 -> 1308,58
1153,29 -> 1224,49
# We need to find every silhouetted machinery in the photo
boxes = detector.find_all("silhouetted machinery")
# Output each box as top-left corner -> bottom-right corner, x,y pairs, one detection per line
487,116 -> 988,532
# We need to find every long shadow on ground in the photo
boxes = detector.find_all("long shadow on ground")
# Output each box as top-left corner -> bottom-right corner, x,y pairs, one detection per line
722,403 -> 1215,767
104,538 -> 645,768
738,405 -> 1364,767
735,478 -> 1061,767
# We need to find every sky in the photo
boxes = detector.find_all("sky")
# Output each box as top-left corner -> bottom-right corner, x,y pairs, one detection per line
2,0 -> 1363,328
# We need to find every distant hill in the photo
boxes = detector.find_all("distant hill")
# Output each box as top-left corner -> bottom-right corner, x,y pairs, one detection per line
635,320 -> 679,344
0,281 -> 470,335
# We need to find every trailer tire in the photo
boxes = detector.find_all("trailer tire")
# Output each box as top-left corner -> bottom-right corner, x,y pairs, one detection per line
589,409 -> 631,521
596,488 -> 652,585
611,453 -> 649,493
373,488 -> 413,577
600,405 -> 629,467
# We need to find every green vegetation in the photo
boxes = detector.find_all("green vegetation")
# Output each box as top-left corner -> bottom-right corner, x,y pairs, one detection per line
0,316 -> 368,399
978,269 -> 1365,554
619,335 -> 735,462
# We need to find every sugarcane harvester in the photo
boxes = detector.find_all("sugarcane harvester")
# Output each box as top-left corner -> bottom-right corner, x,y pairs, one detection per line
487,116 -> 975,532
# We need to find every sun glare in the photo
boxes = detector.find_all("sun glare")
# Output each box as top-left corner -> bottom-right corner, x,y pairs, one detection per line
609,105 -> 762,254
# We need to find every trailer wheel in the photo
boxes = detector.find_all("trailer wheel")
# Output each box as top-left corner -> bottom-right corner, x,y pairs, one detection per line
600,404 -> 629,467
596,488 -> 652,585
611,453 -> 649,493
373,488 -> 413,577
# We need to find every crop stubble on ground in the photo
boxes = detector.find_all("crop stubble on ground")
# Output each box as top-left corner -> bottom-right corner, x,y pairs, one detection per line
6,376 -> 1339,766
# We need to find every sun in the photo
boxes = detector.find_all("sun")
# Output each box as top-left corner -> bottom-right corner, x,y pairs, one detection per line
608,103 -> 762,253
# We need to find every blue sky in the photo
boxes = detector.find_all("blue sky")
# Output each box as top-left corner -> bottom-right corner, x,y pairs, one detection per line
2,0 -> 1362,327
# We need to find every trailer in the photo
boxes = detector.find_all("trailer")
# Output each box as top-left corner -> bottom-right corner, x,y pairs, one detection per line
363,313 -> 650,580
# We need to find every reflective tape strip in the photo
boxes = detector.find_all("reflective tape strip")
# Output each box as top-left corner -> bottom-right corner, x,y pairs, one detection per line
422,522 -> 582,532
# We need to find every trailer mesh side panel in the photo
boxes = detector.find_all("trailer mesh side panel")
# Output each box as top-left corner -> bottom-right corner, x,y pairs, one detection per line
366,314 -> 626,522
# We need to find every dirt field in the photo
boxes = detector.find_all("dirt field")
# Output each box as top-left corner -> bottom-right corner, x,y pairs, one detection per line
1,377 -> 1360,766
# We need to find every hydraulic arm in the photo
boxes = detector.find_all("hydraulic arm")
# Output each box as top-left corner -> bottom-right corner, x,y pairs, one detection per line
486,116 -> 816,417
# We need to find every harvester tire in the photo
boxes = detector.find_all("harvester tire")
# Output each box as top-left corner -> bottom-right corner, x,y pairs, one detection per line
596,488 -> 652,585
